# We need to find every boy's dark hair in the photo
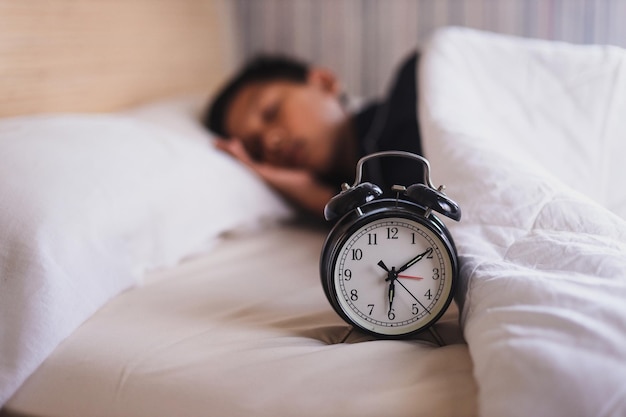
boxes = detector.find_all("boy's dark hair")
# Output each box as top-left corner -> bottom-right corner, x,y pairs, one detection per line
203,55 -> 310,137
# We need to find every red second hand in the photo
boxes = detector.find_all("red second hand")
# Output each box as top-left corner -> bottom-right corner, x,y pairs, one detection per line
398,274 -> 423,280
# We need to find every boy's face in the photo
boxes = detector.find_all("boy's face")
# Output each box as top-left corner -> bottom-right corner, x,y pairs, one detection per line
224,69 -> 347,176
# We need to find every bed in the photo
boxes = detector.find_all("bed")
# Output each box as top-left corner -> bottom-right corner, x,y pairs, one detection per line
1,2 -> 625,417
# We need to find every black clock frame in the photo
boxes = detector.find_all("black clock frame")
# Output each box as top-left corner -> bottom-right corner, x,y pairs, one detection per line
319,198 -> 458,339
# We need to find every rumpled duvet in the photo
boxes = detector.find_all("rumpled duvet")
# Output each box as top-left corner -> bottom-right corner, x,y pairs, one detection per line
419,27 -> 626,417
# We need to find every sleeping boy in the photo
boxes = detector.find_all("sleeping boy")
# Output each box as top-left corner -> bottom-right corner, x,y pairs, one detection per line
203,52 -> 423,218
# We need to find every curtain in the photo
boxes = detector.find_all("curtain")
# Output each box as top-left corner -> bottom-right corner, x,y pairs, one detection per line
230,0 -> 626,100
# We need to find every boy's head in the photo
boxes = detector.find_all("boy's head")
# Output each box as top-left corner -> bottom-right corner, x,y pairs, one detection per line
204,55 -> 309,137
203,54 -> 350,176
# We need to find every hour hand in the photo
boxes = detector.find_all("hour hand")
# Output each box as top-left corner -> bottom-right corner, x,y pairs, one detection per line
378,260 -> 397,310
397,248 -> 432,273
388,279 -> 395,312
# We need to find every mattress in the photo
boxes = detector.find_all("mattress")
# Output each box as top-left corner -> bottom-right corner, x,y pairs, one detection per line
4,223 -> 476,417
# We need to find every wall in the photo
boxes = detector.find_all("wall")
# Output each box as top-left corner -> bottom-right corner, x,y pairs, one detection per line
230,0 -> 626,100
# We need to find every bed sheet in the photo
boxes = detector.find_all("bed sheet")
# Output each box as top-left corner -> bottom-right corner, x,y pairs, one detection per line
419,28 -> 626,417
5,223 -> 477,417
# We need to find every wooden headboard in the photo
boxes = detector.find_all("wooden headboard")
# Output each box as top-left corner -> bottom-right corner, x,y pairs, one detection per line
0,0 -> 235,117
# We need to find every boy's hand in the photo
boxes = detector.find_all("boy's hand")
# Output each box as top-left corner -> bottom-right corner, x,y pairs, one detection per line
213,137 -> 334,217
214,137 -> 304,183
214,137 -> 256,168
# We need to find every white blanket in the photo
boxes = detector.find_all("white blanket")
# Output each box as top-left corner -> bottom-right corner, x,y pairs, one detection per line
419,28 -> 626,417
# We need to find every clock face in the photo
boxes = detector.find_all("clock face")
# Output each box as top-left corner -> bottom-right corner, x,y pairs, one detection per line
330,215 -> 455,336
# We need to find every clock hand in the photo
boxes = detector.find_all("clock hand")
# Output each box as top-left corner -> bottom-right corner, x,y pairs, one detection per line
378,261 -> 398,313
388,278 -> 395,314
397,248 -> 433,273
380,262 -> 424,280
377,260 -> 389,272
398,274 -> 424,280
394,279 -> 431,315
380,255 -> 430,314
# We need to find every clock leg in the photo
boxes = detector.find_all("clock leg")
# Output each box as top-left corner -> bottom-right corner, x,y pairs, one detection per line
428,326 -> 445,347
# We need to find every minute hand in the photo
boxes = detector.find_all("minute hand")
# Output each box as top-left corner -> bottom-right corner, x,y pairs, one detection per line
397,248 -> 433,273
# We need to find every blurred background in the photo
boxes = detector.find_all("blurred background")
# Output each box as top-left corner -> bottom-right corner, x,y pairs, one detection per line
226,0 -> 626,101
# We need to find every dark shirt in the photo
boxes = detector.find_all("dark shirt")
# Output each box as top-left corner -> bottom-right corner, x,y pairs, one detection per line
353,52 -> 424,193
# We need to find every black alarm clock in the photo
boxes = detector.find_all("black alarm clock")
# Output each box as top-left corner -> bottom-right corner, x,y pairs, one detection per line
319,151 -> 461,339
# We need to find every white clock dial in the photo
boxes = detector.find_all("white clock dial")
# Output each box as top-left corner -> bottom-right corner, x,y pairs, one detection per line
332,216 -> 454,336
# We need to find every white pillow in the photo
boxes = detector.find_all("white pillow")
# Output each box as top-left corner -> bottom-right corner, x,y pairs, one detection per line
0,99 -> 293,405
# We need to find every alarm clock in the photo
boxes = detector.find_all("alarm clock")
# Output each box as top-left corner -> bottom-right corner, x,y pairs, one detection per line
319,150 -> 461,339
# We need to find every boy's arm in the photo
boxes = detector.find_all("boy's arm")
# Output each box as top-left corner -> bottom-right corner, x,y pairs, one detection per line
215,138 -> 335,218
